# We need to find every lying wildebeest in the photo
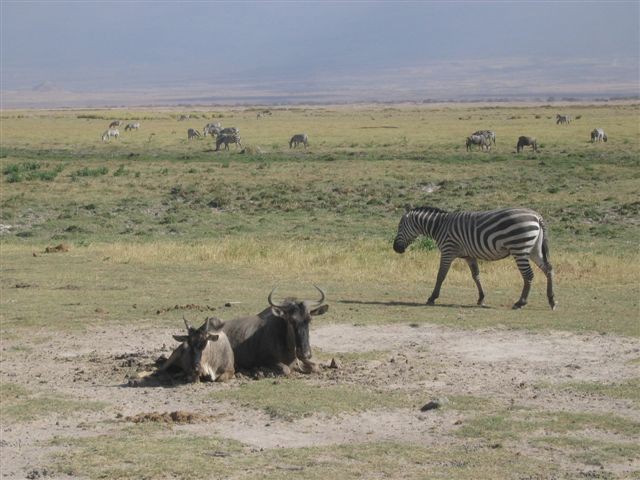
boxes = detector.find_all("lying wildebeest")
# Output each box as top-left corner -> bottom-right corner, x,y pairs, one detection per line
516,136 -> 537,153
289,133 -> 309,149
222,286 -> 329,375
159,317 -> 235,382
124,122 -> 140,131
466,134 -> 491,151
591,128 -> 607,143
187,128 -> 201,140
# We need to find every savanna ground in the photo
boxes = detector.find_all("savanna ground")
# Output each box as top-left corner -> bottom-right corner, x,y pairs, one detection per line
1,102 -> 639,479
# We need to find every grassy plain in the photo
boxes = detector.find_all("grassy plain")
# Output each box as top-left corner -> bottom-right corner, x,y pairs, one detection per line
1,102 -> 639,478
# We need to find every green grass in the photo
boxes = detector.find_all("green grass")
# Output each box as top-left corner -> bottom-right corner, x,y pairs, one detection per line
552,378 -> 640,405
209,378 -> 414,420
530,436 -> 640,469
51,426 -> 560,480
0,382 -> 107,423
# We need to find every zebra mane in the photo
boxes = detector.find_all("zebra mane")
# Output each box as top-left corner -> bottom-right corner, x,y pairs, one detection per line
410,206 -> 448,215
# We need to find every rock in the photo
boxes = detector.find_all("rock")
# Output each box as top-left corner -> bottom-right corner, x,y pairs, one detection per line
420,400 -> 440,411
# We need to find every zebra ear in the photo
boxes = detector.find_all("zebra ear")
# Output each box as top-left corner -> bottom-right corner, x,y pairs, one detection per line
404,204 -> 412,213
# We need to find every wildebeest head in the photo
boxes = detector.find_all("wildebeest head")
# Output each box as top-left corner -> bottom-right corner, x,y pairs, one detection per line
267,286 -> 328,361
173,316 -> 224,379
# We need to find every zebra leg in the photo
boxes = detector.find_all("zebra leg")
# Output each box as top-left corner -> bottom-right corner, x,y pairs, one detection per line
531,255 -> 557,310
465,257 -> 485,306
427,255 -> 453,305
513,255 -> 534,309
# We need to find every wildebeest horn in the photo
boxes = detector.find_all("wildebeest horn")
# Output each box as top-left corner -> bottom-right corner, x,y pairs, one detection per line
311,285 -> 326,306
267,287 -> 285,308
183,315 -> 191,330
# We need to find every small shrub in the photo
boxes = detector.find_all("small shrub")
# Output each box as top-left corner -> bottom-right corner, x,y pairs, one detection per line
113,165 -> 128,177
72,166 -> 108,178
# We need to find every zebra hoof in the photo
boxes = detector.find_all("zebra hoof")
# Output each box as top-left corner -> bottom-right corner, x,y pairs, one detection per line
512,302 -> 525,310
426,300 -> 436,306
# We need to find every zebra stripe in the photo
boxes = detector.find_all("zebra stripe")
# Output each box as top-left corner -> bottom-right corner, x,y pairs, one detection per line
393,206 -> 556,310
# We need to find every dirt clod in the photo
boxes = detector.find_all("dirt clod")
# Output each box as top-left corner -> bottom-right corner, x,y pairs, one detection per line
125,411 -> 214,424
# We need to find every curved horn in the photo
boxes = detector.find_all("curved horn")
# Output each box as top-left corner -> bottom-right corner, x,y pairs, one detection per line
268,286 -> 285,308
312,285 -> 326,306
183,315 -> 191,330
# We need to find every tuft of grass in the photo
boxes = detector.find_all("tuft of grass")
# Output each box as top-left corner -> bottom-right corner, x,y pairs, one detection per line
71,166 -> 109,178
553,378 -> 640,405
1,382 -> 106,423
210,378 -> 413,420
530,436 -> 640,468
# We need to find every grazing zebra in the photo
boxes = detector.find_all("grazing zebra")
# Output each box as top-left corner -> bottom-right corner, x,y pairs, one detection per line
215,132 -> 242,151
556,114 -> 572,125
289,133 -> 308,149
101,128 -> 119,142
516,136 -> 538,153
187,128 -> 201,140
466,134 -> 491,151
108,120 -> 121,129
472,130 -> 496,145
124,122 -> 140,131
203,122 -> 222,137
393,206 -> 556,310
591,128 -> 607,143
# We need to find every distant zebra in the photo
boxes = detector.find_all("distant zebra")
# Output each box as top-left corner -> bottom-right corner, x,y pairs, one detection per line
203,122 -> 222,137
393,206 -> 556,310
178,114 -> 191,121
215,132 -> 242,151
472,130 -> 496,145
124,122 -> 140,131
516,136 -> 537,153
590,128 -> 607,143
556,114 -> 571,125
187,128 -> 201,140
466,134 -> 491,151
289,133 -> 308,149
108,120 -> 122,129
101,128 -> 119,142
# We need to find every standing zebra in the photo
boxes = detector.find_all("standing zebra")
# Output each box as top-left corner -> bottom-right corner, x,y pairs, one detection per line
215,132 -> 242,151
591,128 -> 607,143
187,128 -> 201,140
466,134 -> 491,151
556,114 -> 572,125
289,133 -> 308,148
472,130 -> 496,145
393,206 -> 556,310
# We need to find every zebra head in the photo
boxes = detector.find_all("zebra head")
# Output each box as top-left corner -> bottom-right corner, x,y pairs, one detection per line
393,207 -> 419,254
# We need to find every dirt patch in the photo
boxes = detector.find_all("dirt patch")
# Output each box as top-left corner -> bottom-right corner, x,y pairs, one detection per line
1,322 -> 638,477
125,410 -> 220,424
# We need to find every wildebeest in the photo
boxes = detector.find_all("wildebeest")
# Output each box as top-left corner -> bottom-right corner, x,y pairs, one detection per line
222,286 -> 329,375
591,128 -> 607,143
556,114 -> 572,125
108,120 -> 122,129
516,136 -> 538,153
187,128 -> 201,140
101,128 -> 119,142
124,122 -> 140,131
466,134 -> 491,151
473,130 -> 496,145
215,132 -> 242,151
289,133 -> 309,149
160,317 -> 235,382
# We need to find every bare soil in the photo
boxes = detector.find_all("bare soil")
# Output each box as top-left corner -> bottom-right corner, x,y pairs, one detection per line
1,322 -> 639,478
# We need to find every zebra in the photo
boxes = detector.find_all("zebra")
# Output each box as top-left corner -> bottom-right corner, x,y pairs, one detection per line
472,130 -> 496,145
393,206 -> 556,310
108,120 -> 121,129
556,114 -> 572,125
289,133 -> 308,149
178,114 -> 190,121
591,128 -> 607,143
466,134 -> 491,151
101,128 -> 119,142
203,122 -> 222,137
215,132 -> 242,151
187,128 -> 201,140
124,122 -> 140,131
516,136 -> 538,153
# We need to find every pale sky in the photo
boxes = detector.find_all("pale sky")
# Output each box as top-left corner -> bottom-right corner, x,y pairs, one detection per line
1,1 -> 638,101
